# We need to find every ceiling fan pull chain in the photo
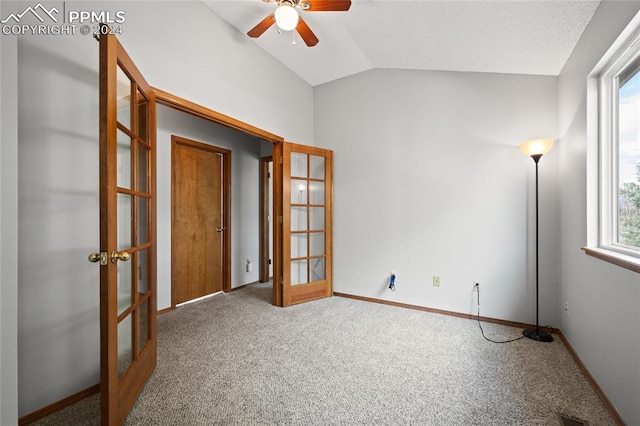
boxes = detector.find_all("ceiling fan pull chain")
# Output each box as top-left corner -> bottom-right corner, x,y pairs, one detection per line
292,30 -> 296,45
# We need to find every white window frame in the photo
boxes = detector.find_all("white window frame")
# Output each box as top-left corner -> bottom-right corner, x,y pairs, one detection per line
586,11 -> 640,272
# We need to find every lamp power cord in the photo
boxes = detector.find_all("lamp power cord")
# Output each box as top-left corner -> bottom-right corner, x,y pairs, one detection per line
474,283 -> 527,344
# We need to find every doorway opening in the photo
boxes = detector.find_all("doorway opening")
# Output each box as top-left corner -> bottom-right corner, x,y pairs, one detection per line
154,89 -> 284,307
260,156 -> 273,283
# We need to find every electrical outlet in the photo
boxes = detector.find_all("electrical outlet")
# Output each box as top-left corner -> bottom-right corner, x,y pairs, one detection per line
564,301 -> 569,318
433,276 -> 440,287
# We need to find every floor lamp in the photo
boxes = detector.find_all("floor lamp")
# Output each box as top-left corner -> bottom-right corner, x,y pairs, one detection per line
520,138 -> 554,343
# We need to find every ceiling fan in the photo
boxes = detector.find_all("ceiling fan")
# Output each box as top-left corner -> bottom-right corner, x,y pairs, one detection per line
247,0 -> 351,47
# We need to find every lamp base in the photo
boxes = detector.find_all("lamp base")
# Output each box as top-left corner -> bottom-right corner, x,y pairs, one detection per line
523,328 -> 553,342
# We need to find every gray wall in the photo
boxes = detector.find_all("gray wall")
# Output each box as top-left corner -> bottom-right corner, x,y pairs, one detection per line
557,2 -> 640,424
17,16 -> 101,417
314,68 -> 559,325
0,2 -> 19,424
12,0 -> 313,418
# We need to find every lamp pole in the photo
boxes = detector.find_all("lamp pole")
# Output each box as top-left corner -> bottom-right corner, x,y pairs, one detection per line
523,152 -> 553,342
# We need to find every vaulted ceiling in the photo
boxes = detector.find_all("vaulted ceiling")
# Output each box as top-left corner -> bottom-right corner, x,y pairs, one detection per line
204,0 -> 601,86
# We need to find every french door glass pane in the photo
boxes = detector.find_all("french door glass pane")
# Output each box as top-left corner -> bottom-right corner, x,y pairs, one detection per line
116,66 -> 131,130
117,313 -> 133,378
309,181 -> 325,205
137,144 -> 148,193
138,248 -> 149,296
291,179 -> 307,204
117,255 -> 132,315
117,130 -> 131,189
309,232 -> 325,256
138,299 -> 150,354
310,257 -> 325,282
136,89 -> 148,142
291,233 -> 308,258
137,197 -> 149,245
310,155 -> 325,180
291,153 -> 308,178
291,259 -> 308,285
291,206 -> 308,231
117,194 -> 132,250
309,207 -> 325,230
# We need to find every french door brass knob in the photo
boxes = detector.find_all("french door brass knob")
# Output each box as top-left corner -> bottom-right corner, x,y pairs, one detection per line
111,250 -> 131,263
88,252 -> 108,265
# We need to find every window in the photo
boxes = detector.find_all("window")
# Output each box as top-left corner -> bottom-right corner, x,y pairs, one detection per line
586,12 -> 640,272
617,68 -> 640,250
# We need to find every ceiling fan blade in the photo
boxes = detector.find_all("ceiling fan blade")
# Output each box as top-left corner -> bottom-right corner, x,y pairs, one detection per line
247,13 -> 275,38
305,0 -> 351,12
296,17 -> 319,47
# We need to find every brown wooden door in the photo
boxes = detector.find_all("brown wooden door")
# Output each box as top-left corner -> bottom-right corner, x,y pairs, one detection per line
282,142 -> 333,306
98,33 -> 156,425
172,136 -> 229,305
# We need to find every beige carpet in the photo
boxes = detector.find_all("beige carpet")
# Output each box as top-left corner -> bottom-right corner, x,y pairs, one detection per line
33,282 -> 616,425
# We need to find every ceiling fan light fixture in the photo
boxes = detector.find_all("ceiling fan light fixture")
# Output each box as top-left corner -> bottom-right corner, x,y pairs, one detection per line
274,4 -> 299,31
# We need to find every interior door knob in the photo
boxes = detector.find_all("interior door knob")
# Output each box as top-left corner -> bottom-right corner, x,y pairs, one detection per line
111,250 -> 131,263
88,252 -> 108,265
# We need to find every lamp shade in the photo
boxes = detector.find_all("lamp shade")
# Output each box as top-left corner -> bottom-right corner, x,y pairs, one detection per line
519,138 -> 554,157
274,5 -> 299,31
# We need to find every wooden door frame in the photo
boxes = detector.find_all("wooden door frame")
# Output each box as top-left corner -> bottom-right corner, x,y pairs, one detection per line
259,156 -> 273,283
153,88 -> 284,307
171,135 -> 231,307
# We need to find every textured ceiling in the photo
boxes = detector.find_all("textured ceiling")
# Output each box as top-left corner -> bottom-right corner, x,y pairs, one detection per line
203,0 -> 601,87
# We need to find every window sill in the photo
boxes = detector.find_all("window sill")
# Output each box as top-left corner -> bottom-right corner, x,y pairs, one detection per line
582,247 -> 640,274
